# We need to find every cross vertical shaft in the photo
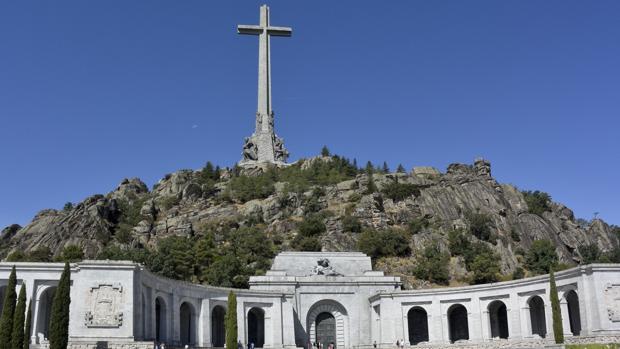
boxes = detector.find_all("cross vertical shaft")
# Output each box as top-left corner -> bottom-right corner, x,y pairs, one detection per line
238,5 -> 292,165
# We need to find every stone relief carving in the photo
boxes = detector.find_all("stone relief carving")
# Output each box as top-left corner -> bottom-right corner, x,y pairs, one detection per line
255,112 -> 263,132
243,137 -> 258,161
605,283 -> 620,322
84,283 -> 124,328
311,258 -> 342,276
274,136 -> 289,162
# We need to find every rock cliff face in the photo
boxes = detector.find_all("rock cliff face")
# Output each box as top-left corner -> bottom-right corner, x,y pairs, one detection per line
1,157 -> 617,288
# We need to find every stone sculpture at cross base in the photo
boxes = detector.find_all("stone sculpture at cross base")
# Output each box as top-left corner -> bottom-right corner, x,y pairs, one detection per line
237,5 -> 291,168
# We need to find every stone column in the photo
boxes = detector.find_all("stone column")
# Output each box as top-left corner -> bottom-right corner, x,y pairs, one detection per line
429,300 -> 443,344
237,299 -> 246,347
544,297 -> 554,339
508,294 -> 522,339
520,305 -> 531,338
481,309 -> 490,340
200,298 -> 210,347
172,295 -> 180,345
560,298 -> 573,337
469,300 -> 483,341
31,287 -> 42,344
440,310 -> 450,343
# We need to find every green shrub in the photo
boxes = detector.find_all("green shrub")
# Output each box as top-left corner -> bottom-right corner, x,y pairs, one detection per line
58,245 -> 84,262
469,249 -> 500,284
413,243 -> 450,285
348,193 -> 362,202
522,190 -> 552,216
579,243 -> 601,264
512,267 -> 525,280
465,211 -> 493,241
115,225 -> 133,244
293,236 -> 322,252
358,229 -> 411,259
525,239 -> 558,275
228,172 -> 276,203
448,229 -> 471,257
342,215 -> 362,233
159,195 -> 181,210
510,229 -> 521,242
381,181 -> 421,202
408,216 -> 430,235
5,251 -> 26,262
28,247 -> 53,262
448,229 -> 498,274
298,215 -> 326,237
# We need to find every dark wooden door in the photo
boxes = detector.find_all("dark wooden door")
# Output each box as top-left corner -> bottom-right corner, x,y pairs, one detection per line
316,312 -> 336,349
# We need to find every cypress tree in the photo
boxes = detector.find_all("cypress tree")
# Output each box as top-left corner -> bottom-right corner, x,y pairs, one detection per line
23,301 -> 32,349
0,266 -> 18,349
225,291 -> 237,349
11,285 -> 26,349
549,270 -> 564,344
49,262 -> 71,349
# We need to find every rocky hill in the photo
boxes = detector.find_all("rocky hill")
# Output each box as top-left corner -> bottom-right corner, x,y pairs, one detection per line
1,155 -> 618,289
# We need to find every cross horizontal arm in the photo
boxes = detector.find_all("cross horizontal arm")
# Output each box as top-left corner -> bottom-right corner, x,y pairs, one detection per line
237,25 -> 263,35
266,26 -> 292,37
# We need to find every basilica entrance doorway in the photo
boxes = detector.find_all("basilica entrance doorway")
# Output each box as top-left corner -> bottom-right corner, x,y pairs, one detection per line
307,300 -> 348,349
316,312 -> 336,348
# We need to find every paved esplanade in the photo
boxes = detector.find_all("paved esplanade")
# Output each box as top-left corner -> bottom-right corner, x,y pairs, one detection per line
238,5 -> 291,166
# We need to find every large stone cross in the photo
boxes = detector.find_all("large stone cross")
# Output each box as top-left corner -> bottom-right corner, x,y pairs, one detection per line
238,5 -> 291,165
238,5 -> 291,132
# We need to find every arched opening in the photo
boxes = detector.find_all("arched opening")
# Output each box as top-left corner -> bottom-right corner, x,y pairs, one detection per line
180,302 -> 196,345
316,312 -> 336,349
566,290 -> 581,336
35,286 -> 57,342
528,296 -> 546,338
448,304 -> 469,343
142,293 -> 148,340
307,300 -> 348,349
248,307 -> 265,348
155,297 -> 168,342
407,307 -> 429,345
488,301 -> 509,339
212,305 -> 226,347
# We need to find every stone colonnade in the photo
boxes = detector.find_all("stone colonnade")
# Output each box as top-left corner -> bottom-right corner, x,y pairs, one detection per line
370,264 -> 620,347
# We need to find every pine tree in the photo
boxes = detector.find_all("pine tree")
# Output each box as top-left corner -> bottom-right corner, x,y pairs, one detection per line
382,161 -> 389,173
225,291 -> 237,349
396,164 -> 406,173
49,262 -> 71,349
23,301 -> 32,349
321,146 -> 330,157
11,285 -> 26,349
549,270 -> 564,344
0,266 -> 18,349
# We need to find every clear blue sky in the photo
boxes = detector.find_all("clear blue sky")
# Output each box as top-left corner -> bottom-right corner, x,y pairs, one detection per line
1,1 -> 619,229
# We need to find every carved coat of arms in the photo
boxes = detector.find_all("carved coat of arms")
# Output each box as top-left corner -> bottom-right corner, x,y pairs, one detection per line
604,283 -> 620,322
84,283 -> 124,328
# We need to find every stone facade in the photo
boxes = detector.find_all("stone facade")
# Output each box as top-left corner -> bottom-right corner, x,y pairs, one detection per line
1,254 -> 619,349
